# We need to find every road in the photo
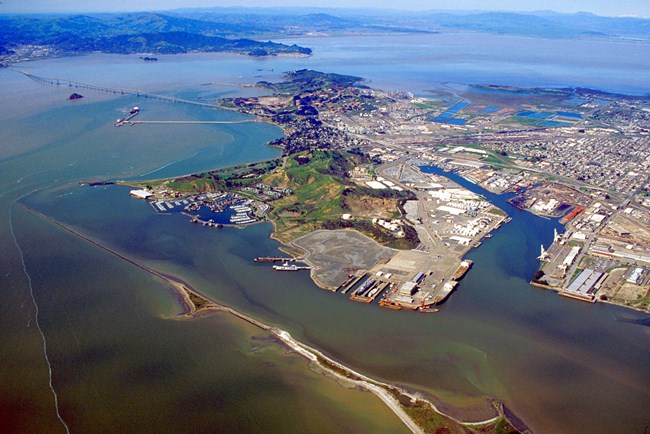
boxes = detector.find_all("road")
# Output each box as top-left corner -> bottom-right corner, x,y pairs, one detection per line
561,173 -> 649,290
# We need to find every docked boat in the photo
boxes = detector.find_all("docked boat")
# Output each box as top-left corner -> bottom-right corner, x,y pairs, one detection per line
272,262 -> 311,271
451,260 -> 473,281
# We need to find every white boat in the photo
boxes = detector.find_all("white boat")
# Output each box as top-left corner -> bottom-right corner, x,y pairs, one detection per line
273,262 -> 300,271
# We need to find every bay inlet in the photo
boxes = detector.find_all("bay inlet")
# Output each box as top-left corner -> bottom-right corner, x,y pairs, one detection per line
1,35 -> 649,433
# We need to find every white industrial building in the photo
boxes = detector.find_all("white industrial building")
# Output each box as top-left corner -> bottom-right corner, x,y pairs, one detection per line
129,189 -> 153,200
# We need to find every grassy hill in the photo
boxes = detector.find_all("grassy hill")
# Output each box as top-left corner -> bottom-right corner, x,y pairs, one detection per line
257,69 -> 364,95
261,150 -> 419,249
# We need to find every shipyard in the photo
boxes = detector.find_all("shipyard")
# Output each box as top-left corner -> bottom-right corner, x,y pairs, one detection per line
532,201 -> 650,311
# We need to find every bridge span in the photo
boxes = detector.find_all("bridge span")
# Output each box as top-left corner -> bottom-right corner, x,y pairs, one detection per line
15,70 -> 217,108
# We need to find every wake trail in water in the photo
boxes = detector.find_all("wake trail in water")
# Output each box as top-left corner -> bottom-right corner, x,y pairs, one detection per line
0,160 -> 78,199
9,201 -> 71,434
136,152 -> 199,178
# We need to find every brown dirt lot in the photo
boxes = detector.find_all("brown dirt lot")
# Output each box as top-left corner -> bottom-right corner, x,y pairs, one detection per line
292,229 -> 396,288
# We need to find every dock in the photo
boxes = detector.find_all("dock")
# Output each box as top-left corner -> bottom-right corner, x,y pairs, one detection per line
350,281 -> 391,303
341,274 -> 366,295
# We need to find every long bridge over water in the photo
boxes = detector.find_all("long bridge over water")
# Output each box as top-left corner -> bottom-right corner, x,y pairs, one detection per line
15,70 -> 218,108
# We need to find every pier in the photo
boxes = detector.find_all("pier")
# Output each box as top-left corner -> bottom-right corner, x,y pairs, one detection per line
129,120 -> 256,125
340,273 -> 366,295
254,257 -> 300,263
350,281 -> 391,303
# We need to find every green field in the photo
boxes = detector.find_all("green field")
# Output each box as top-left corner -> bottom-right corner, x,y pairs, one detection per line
262,151 -> 419,248
129,149 -> 419,249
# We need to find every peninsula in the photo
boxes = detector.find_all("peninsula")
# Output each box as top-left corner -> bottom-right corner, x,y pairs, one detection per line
125,69 -> 508,312
121,67 -> 649,314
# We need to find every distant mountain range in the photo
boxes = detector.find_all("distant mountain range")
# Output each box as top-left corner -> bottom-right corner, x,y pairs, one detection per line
1,9 -> 649,66
402,11 -> 650,39
0,12 -> 312,63
168,7 -> 650,39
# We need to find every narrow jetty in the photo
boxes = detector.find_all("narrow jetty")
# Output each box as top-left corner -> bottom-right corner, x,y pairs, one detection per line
254,257 -> 299,263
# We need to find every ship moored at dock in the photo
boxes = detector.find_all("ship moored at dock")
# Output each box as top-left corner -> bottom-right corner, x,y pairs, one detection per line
272,262 -> 311,271
451,260 -> 473,281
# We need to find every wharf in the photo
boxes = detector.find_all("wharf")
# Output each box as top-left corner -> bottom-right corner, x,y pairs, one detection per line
115,108 -> 140,127
350,281 -> 391,303
130,120 -> 254,125
335,274 -> 358,293
559,291 -> 597,303
341,274 -> 366,295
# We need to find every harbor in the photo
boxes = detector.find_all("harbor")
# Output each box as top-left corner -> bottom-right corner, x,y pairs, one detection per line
127,186 -> 266,228
280,162 -> 508,311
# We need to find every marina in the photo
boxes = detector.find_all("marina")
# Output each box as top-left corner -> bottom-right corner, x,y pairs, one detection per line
142,193 -> 263,228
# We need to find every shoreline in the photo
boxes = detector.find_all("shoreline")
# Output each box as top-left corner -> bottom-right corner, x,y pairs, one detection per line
532,279 -> 650,314
20,201 -> 518,433
2,48 -> 311,69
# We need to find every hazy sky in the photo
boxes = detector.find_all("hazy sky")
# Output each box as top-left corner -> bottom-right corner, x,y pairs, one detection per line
2,0 -> 650,17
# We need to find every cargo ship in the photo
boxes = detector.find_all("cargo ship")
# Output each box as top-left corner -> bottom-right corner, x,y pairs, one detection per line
432,281 -> 458,304
451,260 -> 473,281
353,278 -> 375,297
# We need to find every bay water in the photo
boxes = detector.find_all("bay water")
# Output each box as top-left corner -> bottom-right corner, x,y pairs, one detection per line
1,32 -> 649,433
